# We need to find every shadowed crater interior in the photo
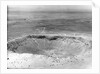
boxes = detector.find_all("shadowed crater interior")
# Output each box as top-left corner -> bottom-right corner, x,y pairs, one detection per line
7,34 -> 92,58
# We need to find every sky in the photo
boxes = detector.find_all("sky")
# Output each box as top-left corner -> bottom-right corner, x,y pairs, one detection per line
8,5 -> 92,12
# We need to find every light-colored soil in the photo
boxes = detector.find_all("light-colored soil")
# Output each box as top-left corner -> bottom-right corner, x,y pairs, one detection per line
7,33 -> 92,69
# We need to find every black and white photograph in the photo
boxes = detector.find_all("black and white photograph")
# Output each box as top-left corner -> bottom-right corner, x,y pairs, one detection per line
7,5 -> 92,69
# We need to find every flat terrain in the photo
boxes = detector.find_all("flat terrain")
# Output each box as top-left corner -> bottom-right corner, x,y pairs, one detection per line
7,12 -> 92,41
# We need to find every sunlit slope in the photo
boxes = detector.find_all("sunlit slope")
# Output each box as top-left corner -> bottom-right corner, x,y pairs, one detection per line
7,34 -> 92,69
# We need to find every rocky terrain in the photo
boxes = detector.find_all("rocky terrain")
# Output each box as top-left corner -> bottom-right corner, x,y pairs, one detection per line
7,33 -> 92,69
7,6 -> 92,69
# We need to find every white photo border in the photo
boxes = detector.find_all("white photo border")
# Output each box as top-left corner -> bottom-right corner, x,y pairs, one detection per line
0,1 -> 100,74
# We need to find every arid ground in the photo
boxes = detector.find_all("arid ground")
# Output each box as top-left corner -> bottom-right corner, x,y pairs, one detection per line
7,5 -> 92,69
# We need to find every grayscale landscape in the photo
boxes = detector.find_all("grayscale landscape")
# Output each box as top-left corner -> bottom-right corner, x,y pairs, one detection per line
7,5 -> 92,69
